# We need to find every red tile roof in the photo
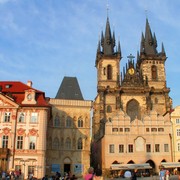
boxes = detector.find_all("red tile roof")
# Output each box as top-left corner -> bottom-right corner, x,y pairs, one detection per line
0,81 -> 49,107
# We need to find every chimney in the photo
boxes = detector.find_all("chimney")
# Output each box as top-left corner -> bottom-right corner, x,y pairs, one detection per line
27,80 -> 32,87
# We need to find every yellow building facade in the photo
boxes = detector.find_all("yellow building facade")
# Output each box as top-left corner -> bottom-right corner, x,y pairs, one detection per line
46,77 -> 92,177
171,106 -> 180,162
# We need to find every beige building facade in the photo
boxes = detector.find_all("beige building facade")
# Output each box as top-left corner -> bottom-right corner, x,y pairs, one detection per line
0,81 -> 50,179
46,77 -> 92,177
92,17 -> 172,173
171,106 -> 180,162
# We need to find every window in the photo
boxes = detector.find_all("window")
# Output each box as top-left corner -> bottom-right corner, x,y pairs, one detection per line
17,136 -> 23,149
4,112 -> 11,122
177,129 -> 180,136
125,128 -> 130,132
78,117 -> 83,128
155,144 -> 160,152
151,65 -> 157,80
151,128 -> 157,132
109,144 -> 114,153
107,105 -> 112,113
52,137 -> 59,149
146,128 -> 150,132
119,144 -> 124,153
2,135 -> 8,148
164,144 -> 169,152
54,115 -> 60,127
119,128 -> 123,132
29,136 -> 36,150
77,138 -> 83,150
177,143 -> 180,152
126,99 -> 140,121
66,117 -> 72,128
146,144 -> 151,152
128,144 -> 133,153
30,113 -> 38,123
158,128 -> 164,132
18,113 -> 25,123
176,119 -> 180,124
107,65 -> 112,80
65,138 -> 71,149
112,128 -> 118,132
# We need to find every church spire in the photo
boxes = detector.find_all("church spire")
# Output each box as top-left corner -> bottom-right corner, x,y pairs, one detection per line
144,18 -> 157,55
101,17 -> 115,56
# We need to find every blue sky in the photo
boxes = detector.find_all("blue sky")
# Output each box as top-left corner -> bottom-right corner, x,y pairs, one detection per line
0,0 -> 180,108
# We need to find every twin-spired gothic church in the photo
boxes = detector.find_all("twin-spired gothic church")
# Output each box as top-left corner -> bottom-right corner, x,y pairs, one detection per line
92,16 -> 172,173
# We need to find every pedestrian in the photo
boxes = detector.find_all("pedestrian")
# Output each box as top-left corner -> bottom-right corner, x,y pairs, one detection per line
159,168 -> 166,180
165,170 -> 170,180
84,167 -> 94,180
93,169 -> 103,180
131,170 -> 137,180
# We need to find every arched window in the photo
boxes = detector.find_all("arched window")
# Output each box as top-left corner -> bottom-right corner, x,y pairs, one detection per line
66,116 -> 72,128
78,117 -> 83,127
52,137 -> 59,149
126,99 -> 140,122
77,138 -> 83,150
107,65 -> 112,80
48,137 -> 52,149
107,105 -> 112,113
54,115 -> 60,127
155,97 -> 158,104
65,137 -> 71,150
151,65 -> 157,80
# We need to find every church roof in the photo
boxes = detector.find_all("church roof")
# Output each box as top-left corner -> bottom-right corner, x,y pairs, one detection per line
55,76 -> 84,100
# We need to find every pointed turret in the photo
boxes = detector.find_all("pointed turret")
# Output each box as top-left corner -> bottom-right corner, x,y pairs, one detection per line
101,17 -> 115,56
117,40 -> 121,57
140,32 -> 145,53
161,42 -> 166,56
144,18 -> 157,55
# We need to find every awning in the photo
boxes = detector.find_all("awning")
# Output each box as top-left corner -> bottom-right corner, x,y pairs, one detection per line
110,163 -> 152,170
160,162 -> 180,168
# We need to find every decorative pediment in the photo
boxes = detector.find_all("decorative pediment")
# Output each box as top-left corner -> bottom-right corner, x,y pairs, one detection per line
0,94 -> 18,108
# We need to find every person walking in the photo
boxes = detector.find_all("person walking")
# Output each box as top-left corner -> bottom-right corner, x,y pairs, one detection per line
159,168 -> 166,180
84,167 -> 94,180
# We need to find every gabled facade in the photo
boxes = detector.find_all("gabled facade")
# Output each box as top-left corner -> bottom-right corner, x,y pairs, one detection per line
92,17 -> 172,173
47,77 -> 92,177
0,81 -> 50,179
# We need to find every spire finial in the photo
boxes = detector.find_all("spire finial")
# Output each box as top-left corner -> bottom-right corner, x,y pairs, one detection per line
106,0 -> 109,17
145,9 -> 148,19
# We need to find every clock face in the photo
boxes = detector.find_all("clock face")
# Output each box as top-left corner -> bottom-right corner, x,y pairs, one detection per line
27,94 -> 32,100
128,68 -> 135,75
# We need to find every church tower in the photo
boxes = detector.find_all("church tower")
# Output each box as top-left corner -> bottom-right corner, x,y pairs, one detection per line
120,18 -> 172,122
93,17 -> 121,140
92,16 -> 172,172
